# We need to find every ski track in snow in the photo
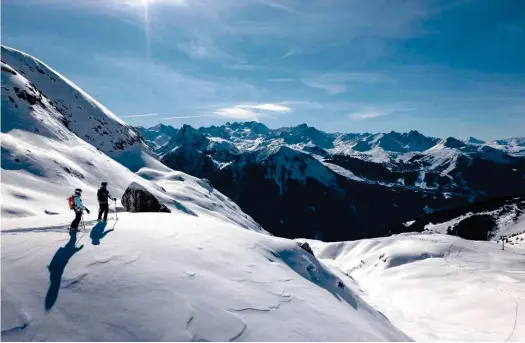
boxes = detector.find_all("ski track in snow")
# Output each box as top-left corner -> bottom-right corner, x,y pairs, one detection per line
505,302 -> 519,342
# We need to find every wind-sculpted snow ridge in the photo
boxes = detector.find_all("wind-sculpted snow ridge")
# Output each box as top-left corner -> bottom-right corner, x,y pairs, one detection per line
1,45 -> 152,172
304,232 -> 525,341
1,213 -> 410,341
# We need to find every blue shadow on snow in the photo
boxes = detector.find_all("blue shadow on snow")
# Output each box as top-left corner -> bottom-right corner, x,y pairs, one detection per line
45,232 -> 83,311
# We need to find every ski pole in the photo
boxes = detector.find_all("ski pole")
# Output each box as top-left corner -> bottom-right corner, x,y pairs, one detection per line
114,199 -> 118,220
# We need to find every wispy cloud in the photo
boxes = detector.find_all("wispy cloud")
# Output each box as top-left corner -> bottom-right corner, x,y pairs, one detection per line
99,54 -> 262,102
228,64 -> 262,71
276,48 -> 300,60
350,108 -> 391,120
302,72 -> 394,95
281,100 -> 324,110
214,102 -> 292,120
349,105 -> 416,120
175,35 -> 240,63
160,102 -> 293,121
121,0 -> 188,7
176,41 -> 210,59
121,112 -> 159,118
215,107 -> 259,120
252,0 -> 296,13
268,78 -> 295,83
239,103 -> 292,112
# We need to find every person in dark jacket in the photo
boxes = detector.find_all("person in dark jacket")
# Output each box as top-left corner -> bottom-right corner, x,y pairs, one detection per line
97,182 -> 116,222
70,188 -> 90,232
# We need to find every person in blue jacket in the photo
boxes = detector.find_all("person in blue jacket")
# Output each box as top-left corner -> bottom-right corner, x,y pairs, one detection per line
69,188 -> 89,232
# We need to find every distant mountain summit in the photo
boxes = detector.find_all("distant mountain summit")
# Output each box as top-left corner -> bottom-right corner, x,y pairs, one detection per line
136,123 -> 178,149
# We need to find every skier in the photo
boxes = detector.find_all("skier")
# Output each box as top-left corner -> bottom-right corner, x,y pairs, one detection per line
69,188 -> 90,232
97,182 -> 116,222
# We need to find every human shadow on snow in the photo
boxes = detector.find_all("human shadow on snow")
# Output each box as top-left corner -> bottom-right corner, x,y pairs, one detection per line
45,232 -> 83,311
90,222 -> 114,246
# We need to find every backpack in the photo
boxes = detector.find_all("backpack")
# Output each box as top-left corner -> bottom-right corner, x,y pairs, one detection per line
67,195 -> 76,210
97,188 -> 106,202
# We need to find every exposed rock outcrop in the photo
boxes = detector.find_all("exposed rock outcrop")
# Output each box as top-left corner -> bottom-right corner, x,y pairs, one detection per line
121,182 -> 171,213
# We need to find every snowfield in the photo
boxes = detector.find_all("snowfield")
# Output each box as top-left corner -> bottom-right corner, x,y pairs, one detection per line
1,213 -> 409,341
305,233 -> 525,341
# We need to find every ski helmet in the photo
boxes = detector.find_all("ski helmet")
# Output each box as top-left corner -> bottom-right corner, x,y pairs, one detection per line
101,182 -> 108,186
74,188 -> 82,195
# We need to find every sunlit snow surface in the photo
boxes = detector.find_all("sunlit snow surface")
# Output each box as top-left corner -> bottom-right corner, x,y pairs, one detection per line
2,213 -> 409,341
305,233 -> 525,341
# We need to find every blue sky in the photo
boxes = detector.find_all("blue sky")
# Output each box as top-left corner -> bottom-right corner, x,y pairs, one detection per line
2,0 -> 524,139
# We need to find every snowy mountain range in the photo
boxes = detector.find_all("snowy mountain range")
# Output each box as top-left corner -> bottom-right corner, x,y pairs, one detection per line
137,122 -> 525,241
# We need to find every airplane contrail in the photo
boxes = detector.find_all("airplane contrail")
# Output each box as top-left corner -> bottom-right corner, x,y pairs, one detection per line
122,113 -> 159,118
160,114 -> 219,120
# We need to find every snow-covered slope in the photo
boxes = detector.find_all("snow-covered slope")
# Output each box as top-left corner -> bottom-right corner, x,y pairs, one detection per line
488,137 -> 525,157
305,233 -> 525,341
0,110 -> 261,230
400,196 -> 525,242
1,45 -> 153,172
1,213 -> 412,341
258,145 -> 338,196
1,45 -> 262,231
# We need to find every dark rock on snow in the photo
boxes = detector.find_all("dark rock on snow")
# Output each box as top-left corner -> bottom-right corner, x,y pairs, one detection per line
298,241 -> 314,255
121,182 -> 171,213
